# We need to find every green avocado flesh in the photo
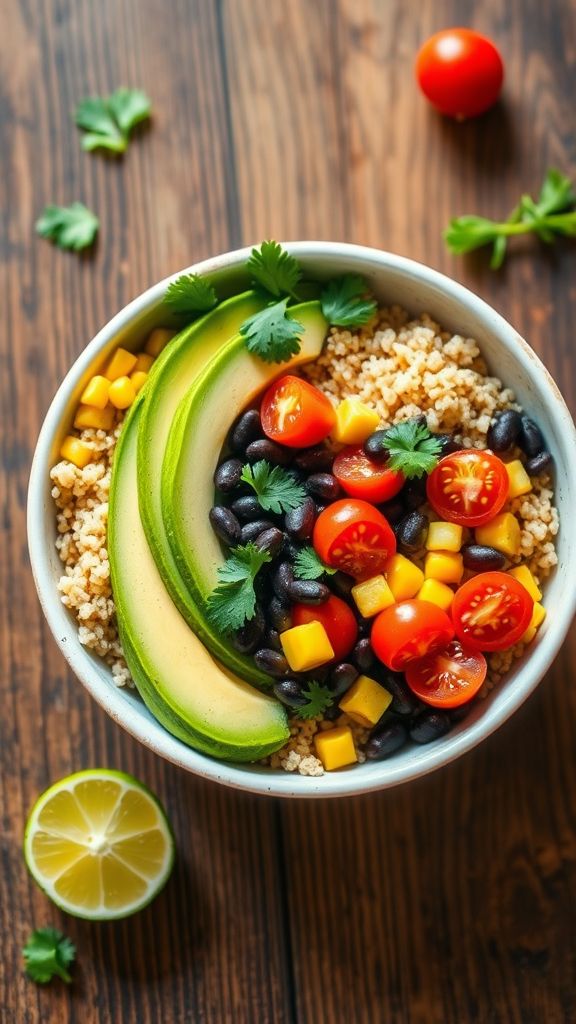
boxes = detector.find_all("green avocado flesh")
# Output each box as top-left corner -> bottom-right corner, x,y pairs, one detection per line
109,396 -> 289,762
162,301 -> 328,605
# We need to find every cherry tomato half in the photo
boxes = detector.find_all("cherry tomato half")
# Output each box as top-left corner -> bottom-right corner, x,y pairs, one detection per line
404,639 -> 487,708
292,595 -> 358,662
415,28 -> 504,119
451,571 -> 533,651
371,600 -> 455,672
313,499 -> 397,580
332,446 -> 405,503
426,449 -> 509,527
260,375 -> 336,448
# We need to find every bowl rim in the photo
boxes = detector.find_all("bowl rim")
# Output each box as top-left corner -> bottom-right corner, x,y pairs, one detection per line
27,241 -> 576,798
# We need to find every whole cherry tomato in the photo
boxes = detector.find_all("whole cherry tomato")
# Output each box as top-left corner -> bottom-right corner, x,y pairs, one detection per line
313,499 -> 397,580
404,639 -> 487,707
260,375 -> 335,448
371,600 -> 455,672
415,28 -> 504,119
292,595 -> 358,662
426,449 -> 509,527
332,446 -> 405,503
451,571 -> 533,651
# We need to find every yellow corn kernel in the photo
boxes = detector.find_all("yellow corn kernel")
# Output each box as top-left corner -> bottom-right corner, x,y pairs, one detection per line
505,459 -> 532,499
130,370 -> 148,394
338,674 -> 392,727
60,435 -> 94,468
280,621 -> 335,672
385,553 -> 424,601
104,347 -> 137,381
520,601 -> 547,644
426,521 -> 463,552
416,578 -> 455,611
508,565 -> 542,602
80,375 -> 110,410
351,575 -> 395,618
134,352 -> 155,373
145,327 -> 175,357
314,726 -> 357,771
331,397 -> 380,445
475,512 -> 521,559
108,376 -> 137,410
73,404 -> 115,431
424,551 -> 464,585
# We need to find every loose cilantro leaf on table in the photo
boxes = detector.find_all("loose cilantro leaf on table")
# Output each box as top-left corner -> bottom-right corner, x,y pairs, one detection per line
378,421 -> 443,479
293,546 -> 337,580
247,240 -> 302,298
36,203 -> 99,251
240,298 -> 305,363
74,88 -> 151,153
23,927 -> 76,984
164,274 -> 218,316
240,461 -> 306,514
321,274 -> 377,327
207,543 -> 271,632
295,681 -> 334,720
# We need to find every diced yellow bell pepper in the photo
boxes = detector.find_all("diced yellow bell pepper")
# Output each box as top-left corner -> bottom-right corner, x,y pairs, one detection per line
520,602 -> 547,644
475,512 -> 521,559
508,565 -> 542,602
60,435 -> 94,468
385,553 -> 424,600
505,459 -> 533,499
351,575 -> 395,618
424,551 -> 464,585
314,726 -> 357,771
144,327 -> 175,357
280,621 -> 335,672
134,352 -> 155,373
80,375 -> 110,410
73,404 -> 115,431
104,347 -> 137,381
338,674 -> 392,727
331,397 -> 380,445
416,578 -> 454,611
426,521 -> 463,552
109,376 -> 137,410
130,370 -> 149,394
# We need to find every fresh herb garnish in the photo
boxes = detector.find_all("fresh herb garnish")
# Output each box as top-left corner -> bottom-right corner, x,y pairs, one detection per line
293,546 -> 337,580
164,274 -> 218,316
321,274 -> 377,327
23,927 -> 76,985
74,88 -> 151,153
240,460 -> 307,514
378,421 -> 443,479
240,298 -> 305,363
246,240 -> 302,298
36,203 -> 99,252
295,681 -> 334,720
444,168 -> 576,269
206,543 -> 271,632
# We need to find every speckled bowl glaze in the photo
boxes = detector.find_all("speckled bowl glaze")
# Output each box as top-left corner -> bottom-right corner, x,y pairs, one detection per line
27,243 -> 576,797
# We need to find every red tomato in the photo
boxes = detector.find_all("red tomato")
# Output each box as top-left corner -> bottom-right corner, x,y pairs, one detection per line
292,596 -> 358,662
451,571 -> 533,651
426,449 -> 509,527
404,639 -> 487,708
313,499 -> 397,580
260,375 -> 335,448
332,446 -> 405,503
371,601 -> 455,672
415,28 -> 504,119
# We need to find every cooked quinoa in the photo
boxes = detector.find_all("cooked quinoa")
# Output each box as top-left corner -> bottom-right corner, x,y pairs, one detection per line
51,306 -> 559,778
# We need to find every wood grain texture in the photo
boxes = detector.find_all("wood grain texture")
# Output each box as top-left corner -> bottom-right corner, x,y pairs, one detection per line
1,0 -> 576,1021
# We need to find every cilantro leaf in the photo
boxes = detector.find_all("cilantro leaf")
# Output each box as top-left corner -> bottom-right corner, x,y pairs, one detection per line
246,240 -> 302,298
23,927 -> 76,984
536,168 -> 576,216
240,299 -> 305,363
321,275 -> 377,327
293,546 -> 337,580
240,461 -> 306,514
206,543 -> 271,633
36,203 -> 99,252
164,274 -> 218,316
294,681 -> 334,720
74,88 -> 151,153
378,420 -> 443,479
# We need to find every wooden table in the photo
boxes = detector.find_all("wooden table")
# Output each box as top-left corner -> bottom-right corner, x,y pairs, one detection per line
2,1 -> 576,1021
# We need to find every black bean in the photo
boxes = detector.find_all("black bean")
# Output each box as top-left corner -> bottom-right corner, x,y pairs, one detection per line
314,504 -> 327,516
305,473 -> 342,502
287,579 -> 331,605
366,721 -> 409,760
519,414 -> 545,458
269,597 -> 292,633
396,510 -> 429,553
231,607 -> 265,653
294,446 -> 334,473
462,544 -> 506,571
434,433 -> 461,455
331,571 -> 354,598
487,409 -> 522,452
245,438 -> 292,465
409,710 -> 452,744
284,497 -> 316,540
209,506 -> 242,546
525,450 -> 553,476
382,672 -> 422,717
355,614 -> 372,637
273,562 -> 295,602
241,519 -> 275,544
329,662 -> 359,697
273,678 -> 307,709
283,539 -> 302,562
213,458 -> 243,492
265,628 -> 282,652
254,648 -> 290,677
402,477 -> 427,511
449,701 -> 475,723
378,498 -> 405,524
255,527 -> 285,559
353,637 -> 375,673
324,701 -> 342,722
230,495 -> 263,521
230,408 -> 262,453
363,429 -> 390,461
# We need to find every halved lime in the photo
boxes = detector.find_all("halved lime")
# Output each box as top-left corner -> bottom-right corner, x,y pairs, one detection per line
24,769 -> 175,920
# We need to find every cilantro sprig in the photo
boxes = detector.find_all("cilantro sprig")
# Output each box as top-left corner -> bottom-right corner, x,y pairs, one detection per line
240,299 -> 305,363
321,274 -> 377,327
206,543 -> 271,632
294,681 -> 334,720
35,203 -> 99,252
376,421 -> 443,479
164,274 -> 218,316
23,927 -> 76,984
247,240 -> 302,298
240,461 -> 306,514
74,88 -> 151,153
293,546 -> 337,580
444,168 -> 576,269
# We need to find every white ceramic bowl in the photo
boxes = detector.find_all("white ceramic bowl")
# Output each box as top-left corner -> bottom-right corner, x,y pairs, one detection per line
28,243 -> 576,797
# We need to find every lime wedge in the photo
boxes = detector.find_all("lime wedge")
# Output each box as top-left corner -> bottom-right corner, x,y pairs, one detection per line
24,770 -> 174,920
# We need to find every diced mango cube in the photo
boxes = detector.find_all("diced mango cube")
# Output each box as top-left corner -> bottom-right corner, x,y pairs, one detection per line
314,726 -> 357,771
109,376 -> 137,410
73,404 -> 115,431
338,674 -> 392,727
424,551 -> 464,585
475,512 -> 521,558
351,575 -> 395,618
385,554 -> 424,601
521,602 -> 547,643
331,397 -> 380,445
426,521 -> 463,552
416,578 -> 455,611
145,327 -> 175,357
130,370 -> 148,394
80,375 -> 110,410
104,347 -> 137,381
508,565 -> 542,602
134,352 -> 155,373
60,435 -> 94,468
505,459 -> 532,499
280,621 -> 335,672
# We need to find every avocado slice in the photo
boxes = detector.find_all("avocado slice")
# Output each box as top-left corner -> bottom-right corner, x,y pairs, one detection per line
109,395 -> 289,761
162,301 -> 328,606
